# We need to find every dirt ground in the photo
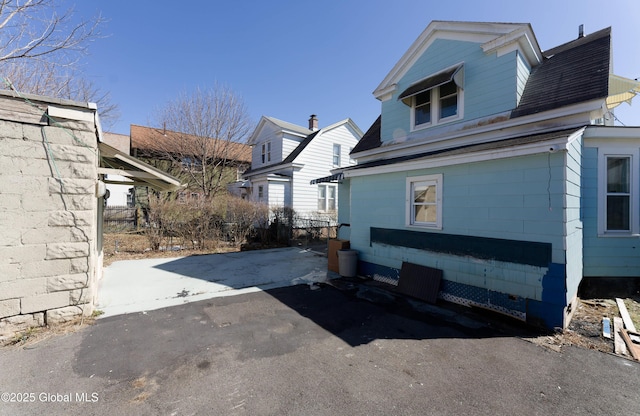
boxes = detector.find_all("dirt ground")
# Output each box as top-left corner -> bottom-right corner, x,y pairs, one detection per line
5,232 -> 640,361
102,232 -> 239,267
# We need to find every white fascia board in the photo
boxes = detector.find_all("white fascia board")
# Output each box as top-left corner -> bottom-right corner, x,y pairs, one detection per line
373,21 -> 532,98
481,26 -> 542,65
344,138 -> 571,178
318,118 -> 365,138
47,104 -> 95,122
247,116 -> 270,145
266,175 -> 292,183
353,99 -> 603,162
243,163 -> 295,178
583,126 -> 640,142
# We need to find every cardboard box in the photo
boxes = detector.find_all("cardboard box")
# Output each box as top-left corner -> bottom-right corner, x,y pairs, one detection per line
328,239 -> 350,273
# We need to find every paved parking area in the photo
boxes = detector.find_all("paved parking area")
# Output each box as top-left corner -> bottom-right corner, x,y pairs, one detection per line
97,247 -> 328,317
2,283 -> 639,416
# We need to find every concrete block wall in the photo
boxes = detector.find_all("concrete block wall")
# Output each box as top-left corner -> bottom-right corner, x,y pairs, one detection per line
0,97 -> 100,341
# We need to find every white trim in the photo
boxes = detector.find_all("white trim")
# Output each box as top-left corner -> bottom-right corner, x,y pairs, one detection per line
345,138 -> 571,179
410,81 -> 464,132
353,99 -> 603,162
597,148 -> 640,236
405,174 -> 443,229
373,21 -> 541,100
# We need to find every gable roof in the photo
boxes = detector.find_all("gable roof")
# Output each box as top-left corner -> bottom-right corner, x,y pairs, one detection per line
243,118 -> 363,177
511,27 -> 611,118
351,116 -> 381,154
357,24 -> 612,155
247,116 -> 313,145
264,116 -> 313,136
374,21 -> 542,100
130,124 -> 251,163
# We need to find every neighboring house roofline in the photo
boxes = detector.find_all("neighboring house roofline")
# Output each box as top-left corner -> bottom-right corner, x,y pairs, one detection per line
244,118 -> 363,178
247,116 -> 312,145
129,124 -> 252,164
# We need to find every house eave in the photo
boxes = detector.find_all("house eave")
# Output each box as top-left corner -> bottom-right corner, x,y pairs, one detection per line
352,99 -> 604,162
344,130 -> 582,178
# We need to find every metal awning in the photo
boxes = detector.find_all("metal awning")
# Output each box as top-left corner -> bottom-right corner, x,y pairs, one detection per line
607,74 -> 640,109
98,142 -> 184,192
310,172 -> 344,185
398,64 -> 464,105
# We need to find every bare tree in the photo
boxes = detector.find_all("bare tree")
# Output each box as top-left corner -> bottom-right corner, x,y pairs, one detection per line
0,1 -> 118,126
0,0 -> 101,65
150,84 -> 253,199
3,60 -> 120,127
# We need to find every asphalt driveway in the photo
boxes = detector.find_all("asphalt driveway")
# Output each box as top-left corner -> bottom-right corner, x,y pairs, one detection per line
97,247 -> 328,317
2,283 -> 639,416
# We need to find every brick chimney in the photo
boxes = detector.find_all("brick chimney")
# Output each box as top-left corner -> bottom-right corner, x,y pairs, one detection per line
308,114 -> 318,131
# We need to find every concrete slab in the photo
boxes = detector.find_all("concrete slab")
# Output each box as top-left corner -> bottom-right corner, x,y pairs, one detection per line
97,247 -> 328,318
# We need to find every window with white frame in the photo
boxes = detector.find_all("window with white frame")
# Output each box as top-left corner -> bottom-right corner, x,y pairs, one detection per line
406,174 -> 442,229
258,185 -> 264,199
598,149 -> 639,235
261,142 -> 271,163
317,185 -> 336,211
412,81 -> 461,129
333,144 -> 341,167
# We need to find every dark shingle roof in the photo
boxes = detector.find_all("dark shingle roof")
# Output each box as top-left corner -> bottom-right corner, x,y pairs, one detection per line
242,130 -> 320,176
344,128 -> 580,172
351,116 -> 381,154
511,27 -> 610,118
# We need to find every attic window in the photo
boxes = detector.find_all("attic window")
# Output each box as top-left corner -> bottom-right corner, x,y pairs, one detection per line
399,64 -> 464,130
398,64 -> 464,105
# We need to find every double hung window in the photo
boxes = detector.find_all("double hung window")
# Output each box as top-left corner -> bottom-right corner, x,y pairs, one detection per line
318,185 -> 336,211
261,142 -> 271,164
598,149 -> 640,236
413,81 -> 460,129
406,174 -> 442,229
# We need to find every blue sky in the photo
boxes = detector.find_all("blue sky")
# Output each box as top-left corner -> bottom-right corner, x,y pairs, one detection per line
69,0 -> 640,136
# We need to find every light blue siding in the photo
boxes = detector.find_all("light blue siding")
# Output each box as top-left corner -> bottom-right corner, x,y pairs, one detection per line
381,39 -> 519,143
583,146 -> 640,276
348,152 -> 567,302
564,137 -> 583,303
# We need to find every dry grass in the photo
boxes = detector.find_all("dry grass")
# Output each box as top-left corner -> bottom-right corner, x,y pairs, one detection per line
2,315 -> 98,349
527,296 -> 640,359
103,232 -> 239,266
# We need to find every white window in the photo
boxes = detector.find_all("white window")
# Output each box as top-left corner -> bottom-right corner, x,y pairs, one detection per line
333,144 -> 341,167
412,81 -> 461,129
258,185 -> 264,199
318,185 -> 336,211
261,142 -> 271,163
406,174 -> 442,229
598,150 -> 640,235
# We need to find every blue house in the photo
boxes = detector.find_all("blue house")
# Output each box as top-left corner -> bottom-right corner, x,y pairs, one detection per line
328,21 -> 640,329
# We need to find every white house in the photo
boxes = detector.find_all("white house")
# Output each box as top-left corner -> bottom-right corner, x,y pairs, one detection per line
240,115 -> 363,218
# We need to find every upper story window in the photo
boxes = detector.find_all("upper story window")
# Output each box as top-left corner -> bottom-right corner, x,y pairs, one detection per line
399,63 -> 464,131
412,81 -> 461,129
333,144 -> 341,166
261,142 -> 271,164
